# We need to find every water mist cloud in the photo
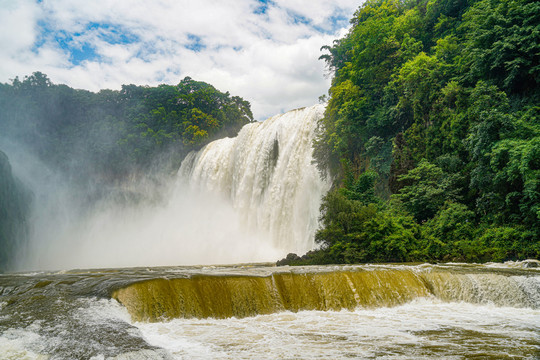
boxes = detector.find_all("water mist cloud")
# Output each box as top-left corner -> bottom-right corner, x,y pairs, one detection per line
20,184 -> 282,271
2,136 -> 278,271
4,105 -> 328,271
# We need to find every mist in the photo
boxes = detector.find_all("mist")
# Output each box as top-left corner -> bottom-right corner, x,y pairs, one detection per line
0,74 -> 267,271
0,75 -> 331,272
1,137 -> 285,271
2,107 -> 330,272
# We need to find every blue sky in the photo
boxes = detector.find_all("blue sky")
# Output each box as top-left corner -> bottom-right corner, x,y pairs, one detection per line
0,0 -> 360,119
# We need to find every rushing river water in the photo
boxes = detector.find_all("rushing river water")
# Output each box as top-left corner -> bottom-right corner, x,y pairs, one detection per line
0,262 -> 539,359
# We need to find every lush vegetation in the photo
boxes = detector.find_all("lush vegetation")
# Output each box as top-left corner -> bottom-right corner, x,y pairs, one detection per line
0,72 -> 253,183
286,0 -> 539,265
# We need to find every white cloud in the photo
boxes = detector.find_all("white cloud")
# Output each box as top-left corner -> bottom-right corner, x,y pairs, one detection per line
0,1 -> 38,52
0,0 -> 360,119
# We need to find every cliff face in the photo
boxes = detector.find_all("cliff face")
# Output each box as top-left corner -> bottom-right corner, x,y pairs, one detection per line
0,150 -> 32,271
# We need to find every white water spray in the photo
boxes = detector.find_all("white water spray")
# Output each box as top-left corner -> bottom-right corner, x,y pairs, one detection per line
14,104 -> 330,270
179,104 -> 331,255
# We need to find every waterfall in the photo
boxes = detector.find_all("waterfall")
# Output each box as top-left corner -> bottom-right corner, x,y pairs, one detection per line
112,264 -> 540,321
178,104 -> 331,255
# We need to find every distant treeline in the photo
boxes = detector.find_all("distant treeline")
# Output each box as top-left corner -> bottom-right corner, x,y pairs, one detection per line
282,0 -> 539,265
0,72 -> 253,183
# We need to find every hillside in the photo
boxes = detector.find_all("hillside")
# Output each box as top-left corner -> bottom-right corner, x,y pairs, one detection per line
290,0 -> 539,265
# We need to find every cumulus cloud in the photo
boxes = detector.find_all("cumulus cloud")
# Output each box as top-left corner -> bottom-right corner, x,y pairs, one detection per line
0,0 -> 360,119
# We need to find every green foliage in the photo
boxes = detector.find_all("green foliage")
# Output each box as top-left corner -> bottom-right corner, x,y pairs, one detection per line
461,0 -> 540,94
421,202 -> 476,261
0,73 -> 253,182
489,136 -> 540,226
340,163 -> 379,205
394,159 -> 461,222
394,52 -> 448,122
306,0 -> 540,265
314,189 -> 421,264
477,226 -> 540,261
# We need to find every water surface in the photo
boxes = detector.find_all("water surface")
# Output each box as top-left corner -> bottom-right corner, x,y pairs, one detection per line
0,262 -> 538,359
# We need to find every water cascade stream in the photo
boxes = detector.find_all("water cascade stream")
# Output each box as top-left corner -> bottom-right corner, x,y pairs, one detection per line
2,105 -> 539,358
178,104 -> 331,255
112,264 -> 540,321
8,105 -> 330,270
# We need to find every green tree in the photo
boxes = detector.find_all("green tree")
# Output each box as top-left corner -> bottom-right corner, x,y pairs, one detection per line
461,0 -> 540,94
394,159 -> 461,222
421,202 -> 476,261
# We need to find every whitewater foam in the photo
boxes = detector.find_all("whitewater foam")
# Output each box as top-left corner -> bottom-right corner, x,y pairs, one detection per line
179,104 -> 330,255
134,299 -> 540,359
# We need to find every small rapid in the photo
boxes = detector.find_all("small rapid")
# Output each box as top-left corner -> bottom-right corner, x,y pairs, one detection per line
112,263 -> 540,322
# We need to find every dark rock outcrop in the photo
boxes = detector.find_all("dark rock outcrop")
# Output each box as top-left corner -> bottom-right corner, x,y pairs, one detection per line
0,150 -> 32,271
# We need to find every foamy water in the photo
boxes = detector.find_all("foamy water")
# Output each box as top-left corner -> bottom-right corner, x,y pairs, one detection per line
3,298 -> 538,359
1,264 -> 538,359
134,299 -> 540,359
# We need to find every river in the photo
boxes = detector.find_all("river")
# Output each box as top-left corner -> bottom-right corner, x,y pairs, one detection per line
1,262 -> 539,359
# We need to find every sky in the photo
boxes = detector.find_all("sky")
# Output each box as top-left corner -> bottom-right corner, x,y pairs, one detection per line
0,0 -> 360,120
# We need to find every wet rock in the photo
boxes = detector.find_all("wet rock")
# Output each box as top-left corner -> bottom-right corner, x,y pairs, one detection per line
276,253 -> 301,266
522,259 -> 540,268
0,150 -> 33,271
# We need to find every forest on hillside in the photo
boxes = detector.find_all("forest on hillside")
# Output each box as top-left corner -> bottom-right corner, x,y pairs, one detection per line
281,0 -> 540,265
0,74 -> 253,270
0,72 -> 253,184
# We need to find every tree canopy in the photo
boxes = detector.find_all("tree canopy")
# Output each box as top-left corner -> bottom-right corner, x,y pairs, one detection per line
0,73 -> 253,182
287,0 -> 539,265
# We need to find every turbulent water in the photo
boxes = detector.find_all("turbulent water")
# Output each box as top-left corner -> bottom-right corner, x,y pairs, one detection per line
2,105 -> 539,359
1,262 -> 539,359
179,104 -> 330,255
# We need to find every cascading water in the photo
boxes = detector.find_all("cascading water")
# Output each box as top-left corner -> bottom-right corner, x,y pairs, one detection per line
178,104 -> 331,255
1,263 -> 539,359
6,105 -> 330,271
112,263 -> 540,321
